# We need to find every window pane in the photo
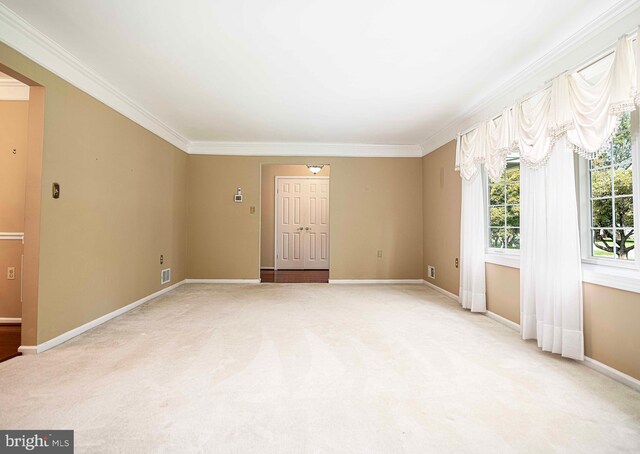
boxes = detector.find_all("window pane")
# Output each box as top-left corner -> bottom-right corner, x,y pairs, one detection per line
590,168 -> 612,198
490,206 -> 506,227
505,158 -> 520,183
506,228 -> 520,249
592,229 -> 615,257
506,183 -> 519,204
592,198 -> 613,227
591,149 -> 612,168
615,229 -> 635,260
489,174 -> 504,184
506,205 -> 519,227
613,167 -> 633,196
489,184 -> 504,205
587,112 -> 634,262
615,197 -> 634,227
612,113 -> 632,166
489,228 -> 505,248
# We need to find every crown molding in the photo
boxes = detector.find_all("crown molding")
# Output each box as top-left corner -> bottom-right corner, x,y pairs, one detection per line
188,141 -> 422,157
419,0 -> 640,156
0,3 -> 190,152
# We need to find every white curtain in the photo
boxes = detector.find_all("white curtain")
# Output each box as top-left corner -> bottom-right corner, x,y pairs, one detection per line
520,137 -> 584,360
454,32 -> 638,360
459,172 -> 486,313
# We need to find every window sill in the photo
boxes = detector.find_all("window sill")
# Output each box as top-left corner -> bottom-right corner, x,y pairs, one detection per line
484,254 -> 640,294
582,263 -> 640,294
485,252 -> 520,269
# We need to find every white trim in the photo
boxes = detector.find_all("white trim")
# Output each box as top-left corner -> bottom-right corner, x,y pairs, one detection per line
188,141 -> 422,158
407,280 -> 640,392
0,85 -> 29,100
0,232 -> 24,241
482,312 -> 640,392
422,280 -> 460,302
582,263 -> 640,294
185,279 -> 261,284
17,346 -> 36,355
485,253 -> 520,269
17,280 -> 185,354
483,255 -> 640,294
0,317 -> 21,324
486,310 -> 520,332
584,356 -> 640,392
420,0 -> 640,155
0,78 -> 26,87
0,3 -> 190,152
329,279 -> 423,284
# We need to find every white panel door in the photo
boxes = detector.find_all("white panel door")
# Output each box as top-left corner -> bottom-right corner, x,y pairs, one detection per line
276,177 -> 330,270
304,179 -> 330,269
276,179 -> 305,269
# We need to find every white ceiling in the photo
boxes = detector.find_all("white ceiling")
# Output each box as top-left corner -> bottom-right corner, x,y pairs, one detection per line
0,0 -> 628,152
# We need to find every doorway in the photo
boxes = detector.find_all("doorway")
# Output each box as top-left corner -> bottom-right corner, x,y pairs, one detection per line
0,64 -> 44,359
0,70 -> 29,361
260,165 -> 330,283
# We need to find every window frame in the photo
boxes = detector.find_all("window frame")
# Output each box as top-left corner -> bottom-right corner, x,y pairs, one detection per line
577,111 -> 640,272
485,157 -> 521,257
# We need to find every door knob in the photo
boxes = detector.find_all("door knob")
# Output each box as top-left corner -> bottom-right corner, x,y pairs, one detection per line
298,227 -> 304,231
305,227 -> 311,231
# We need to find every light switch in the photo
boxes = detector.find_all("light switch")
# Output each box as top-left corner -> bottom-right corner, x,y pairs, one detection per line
250,206 -> 255,214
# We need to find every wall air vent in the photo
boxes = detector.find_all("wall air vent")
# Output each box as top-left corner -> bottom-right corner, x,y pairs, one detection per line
161,268 -> 171,285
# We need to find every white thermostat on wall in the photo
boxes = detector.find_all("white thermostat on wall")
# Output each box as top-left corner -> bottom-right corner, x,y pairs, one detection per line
234,187 -> 243,203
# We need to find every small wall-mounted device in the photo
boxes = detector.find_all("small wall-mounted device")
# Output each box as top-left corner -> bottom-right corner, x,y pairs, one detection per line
52,182 -> 60,199
428,265 -> 436,279
234,187 -> 243,203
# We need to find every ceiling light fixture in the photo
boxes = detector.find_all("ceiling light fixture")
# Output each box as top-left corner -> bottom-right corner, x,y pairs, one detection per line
306,164 -> 324,174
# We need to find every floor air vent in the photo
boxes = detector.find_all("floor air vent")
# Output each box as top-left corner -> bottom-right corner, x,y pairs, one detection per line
161,268 -> 171,284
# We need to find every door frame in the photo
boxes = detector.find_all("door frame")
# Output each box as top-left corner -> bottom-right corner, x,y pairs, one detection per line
274,175 -> 330,271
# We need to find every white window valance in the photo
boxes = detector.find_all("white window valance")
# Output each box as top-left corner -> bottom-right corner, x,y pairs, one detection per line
456,32 -> 638,181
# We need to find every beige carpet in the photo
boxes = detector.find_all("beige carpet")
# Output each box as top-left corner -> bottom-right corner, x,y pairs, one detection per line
1,284 -> 639,453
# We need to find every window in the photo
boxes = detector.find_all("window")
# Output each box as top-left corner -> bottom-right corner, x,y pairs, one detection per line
488,154 -> 520,250
586,112 -> 635,261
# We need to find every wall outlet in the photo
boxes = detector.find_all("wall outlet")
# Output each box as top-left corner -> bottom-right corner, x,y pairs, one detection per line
455,258 -> 459,268
377,250 -> 383,258
7,267 -> 15,280
427,265 -> 436,279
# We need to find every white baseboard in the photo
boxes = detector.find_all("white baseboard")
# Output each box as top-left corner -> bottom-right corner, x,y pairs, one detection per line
18,280 -> 186,355
185,279 -> 261,284
486,311 -> 520,332
482,310 -> 640,392
422,280 -> 460,301
583,356 -> 640,393
0,317 -> 21,324
329,279 -> 424,284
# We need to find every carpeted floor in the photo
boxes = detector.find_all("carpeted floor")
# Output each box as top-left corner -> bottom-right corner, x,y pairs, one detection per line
1,284 -> 639,453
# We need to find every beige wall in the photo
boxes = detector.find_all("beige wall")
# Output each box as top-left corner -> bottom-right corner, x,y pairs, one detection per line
423,140 -> 640,381
188,156 -> 422,280
260,164 -> 331,268
0,100 -> 29,318
0,42 -> 188,344
422,140 -> 461,294
485,264 -> 520,324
